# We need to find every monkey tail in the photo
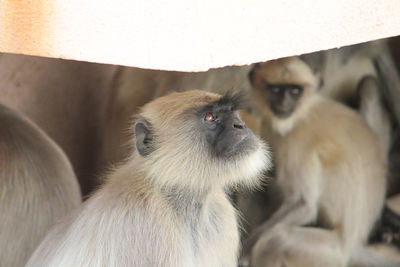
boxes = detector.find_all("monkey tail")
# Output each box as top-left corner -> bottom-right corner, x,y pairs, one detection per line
349,246 -> 400,267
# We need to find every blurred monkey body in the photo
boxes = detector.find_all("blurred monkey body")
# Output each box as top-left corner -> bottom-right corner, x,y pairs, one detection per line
241,58 -> 392,267
0,103 -> 81,267
26,90 -> 270,267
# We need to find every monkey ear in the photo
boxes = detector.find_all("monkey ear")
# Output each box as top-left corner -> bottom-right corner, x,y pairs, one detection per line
308,65 -> 323,90
134,118 -> 155,157
248,63 -> 260,88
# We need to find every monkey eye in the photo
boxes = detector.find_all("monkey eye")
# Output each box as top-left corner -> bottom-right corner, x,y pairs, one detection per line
290,87 -> 302,95
205,113 -> 216,122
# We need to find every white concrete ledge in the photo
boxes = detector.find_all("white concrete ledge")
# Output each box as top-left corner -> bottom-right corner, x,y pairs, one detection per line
1,0 -> 399,71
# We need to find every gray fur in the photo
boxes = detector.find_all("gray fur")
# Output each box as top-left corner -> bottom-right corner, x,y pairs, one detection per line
0,103 -> 81,267
25,90 -> 270,267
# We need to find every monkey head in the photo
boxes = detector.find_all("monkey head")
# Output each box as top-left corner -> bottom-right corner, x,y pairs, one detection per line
133,90 -> 270,191
249,57 -> 319,119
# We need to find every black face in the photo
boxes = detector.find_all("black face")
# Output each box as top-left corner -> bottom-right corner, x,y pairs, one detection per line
265,82 -> 303,118
197,94 -> 257,159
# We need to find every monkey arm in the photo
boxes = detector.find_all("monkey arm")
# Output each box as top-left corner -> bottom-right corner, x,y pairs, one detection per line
241,153 -> 322,260
241,196 -> 320,262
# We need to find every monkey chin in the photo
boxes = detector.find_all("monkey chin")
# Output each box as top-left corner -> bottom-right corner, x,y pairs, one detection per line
222,136 -> 271,190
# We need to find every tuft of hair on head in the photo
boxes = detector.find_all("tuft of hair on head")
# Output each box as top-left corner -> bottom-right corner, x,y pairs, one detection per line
216,88 -> 251,111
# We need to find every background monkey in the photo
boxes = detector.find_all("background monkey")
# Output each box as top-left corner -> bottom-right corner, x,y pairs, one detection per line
0,103 -> 81,267
26,90 -> 270,267
239,57 -> 396,267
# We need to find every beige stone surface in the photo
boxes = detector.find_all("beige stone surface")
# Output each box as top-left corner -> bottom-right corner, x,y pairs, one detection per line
1,0 -> 399,71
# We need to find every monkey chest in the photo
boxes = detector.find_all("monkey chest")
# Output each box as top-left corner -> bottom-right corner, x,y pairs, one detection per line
182,204 -> 239,267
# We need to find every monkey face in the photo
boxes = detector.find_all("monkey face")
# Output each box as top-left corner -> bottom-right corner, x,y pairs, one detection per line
197,104 -> 258,159
265,83 -> 303,118
249,57 -> 317,120
134,90 -> 270,189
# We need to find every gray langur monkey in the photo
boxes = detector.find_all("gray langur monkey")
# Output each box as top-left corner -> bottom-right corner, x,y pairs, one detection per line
0,103 -> 81,267
26,90 -> 270,267
239,57 -> 398,267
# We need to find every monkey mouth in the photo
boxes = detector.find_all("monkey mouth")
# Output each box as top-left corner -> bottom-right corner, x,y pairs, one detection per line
272,107 -> 294,118
221,133 -> 258,159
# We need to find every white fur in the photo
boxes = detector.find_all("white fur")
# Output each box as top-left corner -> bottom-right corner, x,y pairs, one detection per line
272,95 -> 318,136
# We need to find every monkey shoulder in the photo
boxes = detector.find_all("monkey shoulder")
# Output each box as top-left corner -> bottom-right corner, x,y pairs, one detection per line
314,97 -> 379,144
0,104 -> 80,225
0,104 -> 81,267
276,97 -> 376,167
304,97 -> 380,167
29,183 -> 194,267
0,105 -> 78,187
29,168 -> 239,266
0,105 -> 64,164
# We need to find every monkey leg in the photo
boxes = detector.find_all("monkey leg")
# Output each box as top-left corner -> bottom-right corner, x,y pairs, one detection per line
240,154 -> 322,266
251,224 -> 346,267
241,192 -> 319,264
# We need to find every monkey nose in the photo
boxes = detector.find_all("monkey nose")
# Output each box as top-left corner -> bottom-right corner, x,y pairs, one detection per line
233,123 -> 246,129
232,118 -> 246,130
